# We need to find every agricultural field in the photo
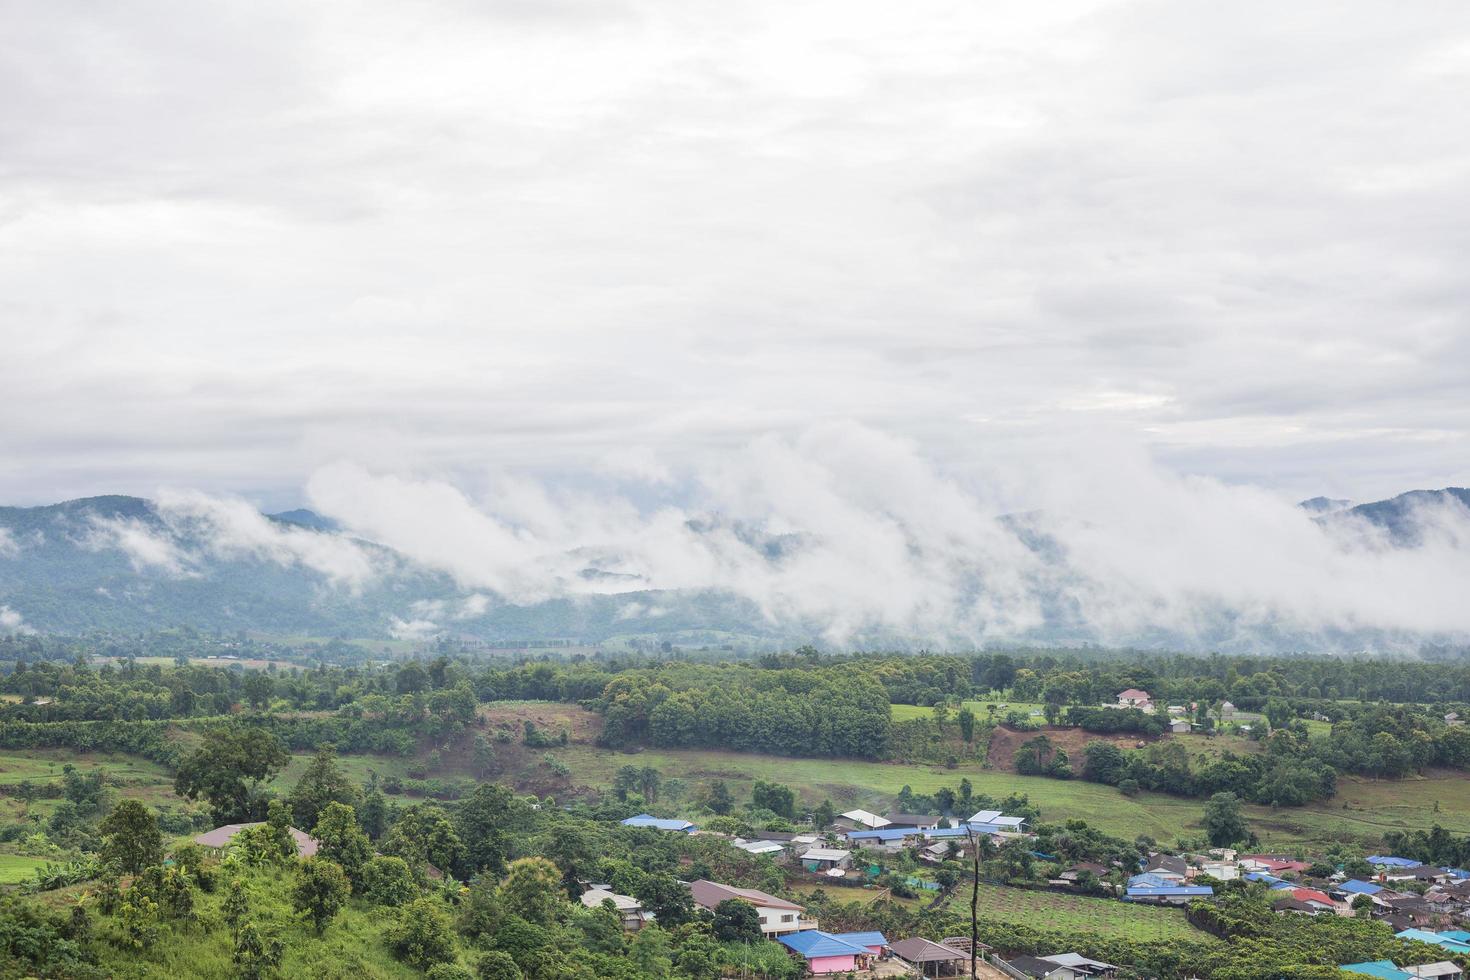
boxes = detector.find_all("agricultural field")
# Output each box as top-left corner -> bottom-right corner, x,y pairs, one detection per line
0,853 -> 50,885
947,884 -> 1217,943
892,700 -> 1049,721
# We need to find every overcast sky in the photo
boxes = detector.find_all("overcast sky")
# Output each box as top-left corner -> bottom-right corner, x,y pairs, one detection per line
2,0 -> 1468,512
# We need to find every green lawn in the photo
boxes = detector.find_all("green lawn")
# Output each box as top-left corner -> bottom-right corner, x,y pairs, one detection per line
949,884 -> 1214,943
0,852 -> 50,884
891,700 -> 1049,721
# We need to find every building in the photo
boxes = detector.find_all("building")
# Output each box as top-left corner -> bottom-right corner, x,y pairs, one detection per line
688,880 -> 814,937
891,936 -> 970,977
1169,718 -> 1192,733
801,847 -> 852,872
1342,962 -> 1414,980
967,809 -> 1027,831
620,814 -> 696,833
733,838 -> 787,857
1035,953 -> 1118,977
1116,688 -> 1153,711
884,812 -> 942,830
578,887 -> 648,930
777,931 -> 873,975
194,823 -> 319,859
834,809 -> 890,831
1124,884 -> 1213,905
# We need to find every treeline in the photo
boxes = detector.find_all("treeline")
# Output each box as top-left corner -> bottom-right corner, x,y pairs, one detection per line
593,664 -> 892,758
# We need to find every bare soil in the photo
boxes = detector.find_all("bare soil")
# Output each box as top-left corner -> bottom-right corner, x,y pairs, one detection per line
986,725 -> 1161,773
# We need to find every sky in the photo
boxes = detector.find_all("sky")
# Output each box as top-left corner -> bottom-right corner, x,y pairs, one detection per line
2,0 -> 1469,514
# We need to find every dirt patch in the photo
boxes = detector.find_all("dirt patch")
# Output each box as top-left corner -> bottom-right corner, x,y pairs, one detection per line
476,702 -> 604,744
987,725 -> 1160,773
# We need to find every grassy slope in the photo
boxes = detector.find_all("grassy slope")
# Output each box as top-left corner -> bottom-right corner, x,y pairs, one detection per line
0,852 -> 50,884
91,865 -> 440,980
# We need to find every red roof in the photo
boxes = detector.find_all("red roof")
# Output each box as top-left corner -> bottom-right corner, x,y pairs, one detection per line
1291,888 -> 1336,906
1118,689 -> 1151,700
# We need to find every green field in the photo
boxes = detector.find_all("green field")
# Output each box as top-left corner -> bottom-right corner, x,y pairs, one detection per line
947,884 -> 1215,942
0,853 -> 50,884
891,700 -> 1049,721
0,749 -> 173,787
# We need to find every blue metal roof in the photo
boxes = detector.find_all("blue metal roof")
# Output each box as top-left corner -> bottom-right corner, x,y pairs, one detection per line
1394,928 -> 1470,953
1365,855 -> 1419,867
847,828 -> 916,841
1125,886 -> 1213,897
1269,881 -> 1295,890
1339,880 -> 1383,895
1128,873 -> 1175,888
922,827 -> 970,839
621,814 -> 695,832
1341,961 -> 1413,980
830,931 -> 888,948
778,930 -> 869,958
1243,872 -> 1284,885
1440,930 -> 1470,944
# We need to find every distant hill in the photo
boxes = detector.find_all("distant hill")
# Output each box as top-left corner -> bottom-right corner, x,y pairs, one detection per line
0,488 -> 1465,650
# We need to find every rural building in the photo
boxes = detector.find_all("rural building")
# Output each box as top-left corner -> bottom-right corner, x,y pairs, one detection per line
891,936 -> 969,976
733,837 -> 787,857
776,931 -> 873,975
1125,884 -> 1213,904
1169,718 -> 1191,733
801,847 -> 852,872
578,887 -> 648,930
688,880 -> 814,937
884,811 -> 942,830
620,814 -> 696,833
194,823 -> 319,859
834,809 -> 890,831
1116,688 -> 1153,711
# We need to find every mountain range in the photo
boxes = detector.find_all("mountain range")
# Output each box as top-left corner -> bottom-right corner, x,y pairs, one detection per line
0,488 -> 1466,651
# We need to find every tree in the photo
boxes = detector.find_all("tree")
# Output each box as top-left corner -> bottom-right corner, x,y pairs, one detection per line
957,707 -> 976,743
456,784 -> 517,877
222,878 -> 250,934
1202,792 -> 1250,848
751,780 -> 796,820
359,786 -> 388,840
98,799 -> 162,874
315,802 -> 372,886
472,735 -> 497,778
174,724 -> 289,822
232,920 -> 284,980
497,857 -> 564,927
813,799 -> 836,830
613,765 -> 642,802
386,897 -> 457,970
712,899 -> 762,943
634,872 -> 696,926
706,780 -> 734,815
629,926 -> 674,976
289,748 -> 359,831
382,805 -> 464,878
476,951 -> 523,980
293,858 -> 350,934
362,855 -> 418,906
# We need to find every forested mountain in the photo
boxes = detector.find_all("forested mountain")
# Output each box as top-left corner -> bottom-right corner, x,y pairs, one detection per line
0,489 -> 1466,649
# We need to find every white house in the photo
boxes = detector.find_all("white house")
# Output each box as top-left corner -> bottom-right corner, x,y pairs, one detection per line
835,809 -> 890,831
688,880 -> 815,937
1116,689 -> 1154,711
579,887 -> 649,931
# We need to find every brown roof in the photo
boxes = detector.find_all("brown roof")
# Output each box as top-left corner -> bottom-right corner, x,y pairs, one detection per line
193,823 -> 319,858
892,937 -> 967,963
688,879 -> 803,912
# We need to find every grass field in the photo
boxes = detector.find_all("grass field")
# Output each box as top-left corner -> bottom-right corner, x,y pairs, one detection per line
943,884 -> 1214,942
892,700 -> 1048,721
0,749 -> 173,787
0,852 -> 50,884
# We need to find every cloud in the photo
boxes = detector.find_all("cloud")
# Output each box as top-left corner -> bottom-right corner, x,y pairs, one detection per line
295,423 -> 1470,648
0,528 -> 19,558
83,491 -> 378,588
0,0 -> 1467,509
389,616 -> 441,640
0,606 -> 34,634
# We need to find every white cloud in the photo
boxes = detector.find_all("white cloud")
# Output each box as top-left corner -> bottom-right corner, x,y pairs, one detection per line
0,605 -> 34,634
0,528 -> 18,558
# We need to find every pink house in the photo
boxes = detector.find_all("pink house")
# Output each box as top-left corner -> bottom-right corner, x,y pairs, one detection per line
778,931 -> 873,974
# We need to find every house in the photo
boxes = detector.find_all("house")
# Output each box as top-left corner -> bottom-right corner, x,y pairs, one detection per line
1142,854 -> 1190,881
1367,855 -> 1421,869
579,887 -> 648,930
831,931 -> 888,957
777,931 -> 872,975
1274,897 -> 1325,915
1239,855 -> 1309,875
1057,862 -> 1110,886
1198,860 -> 1239,880
1038,953 -> 1117,977
194,823 -> 319,859
1125,884 -> 1213,905
1116,688 -> 1153,711
1011,955 -> 1090,979
1408,964 -> 1464,980
1446,712 -> 1462,726
621,814 -> 696,833
834,809 -> 890,831
1167,705 -> 1187,716
846,828 -> 922,850
1169,719 -> 1192,734
921,841 -> 957,863
967,809 -> 1027,830
1274,888 -> 1336,914
734,838 -> 787,857
1339,879 -> 1385,898
1220,701 -> 1237,719
885,812 -> 942,830
891,936 -> 970,977
688,880 -> 814,937
801,847 -> 852,872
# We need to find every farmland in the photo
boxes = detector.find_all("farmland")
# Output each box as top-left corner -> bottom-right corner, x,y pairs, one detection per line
945,884 -> 1217,943
0,853 -> 50,885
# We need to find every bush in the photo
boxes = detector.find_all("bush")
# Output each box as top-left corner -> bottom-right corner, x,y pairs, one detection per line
362,855 -> 418,907
1119,779 -> 1141,797
385,898 -> 457,970
426,965 -> 474,980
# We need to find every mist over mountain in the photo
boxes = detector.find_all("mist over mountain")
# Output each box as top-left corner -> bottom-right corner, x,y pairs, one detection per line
2,479 -> 1468,654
